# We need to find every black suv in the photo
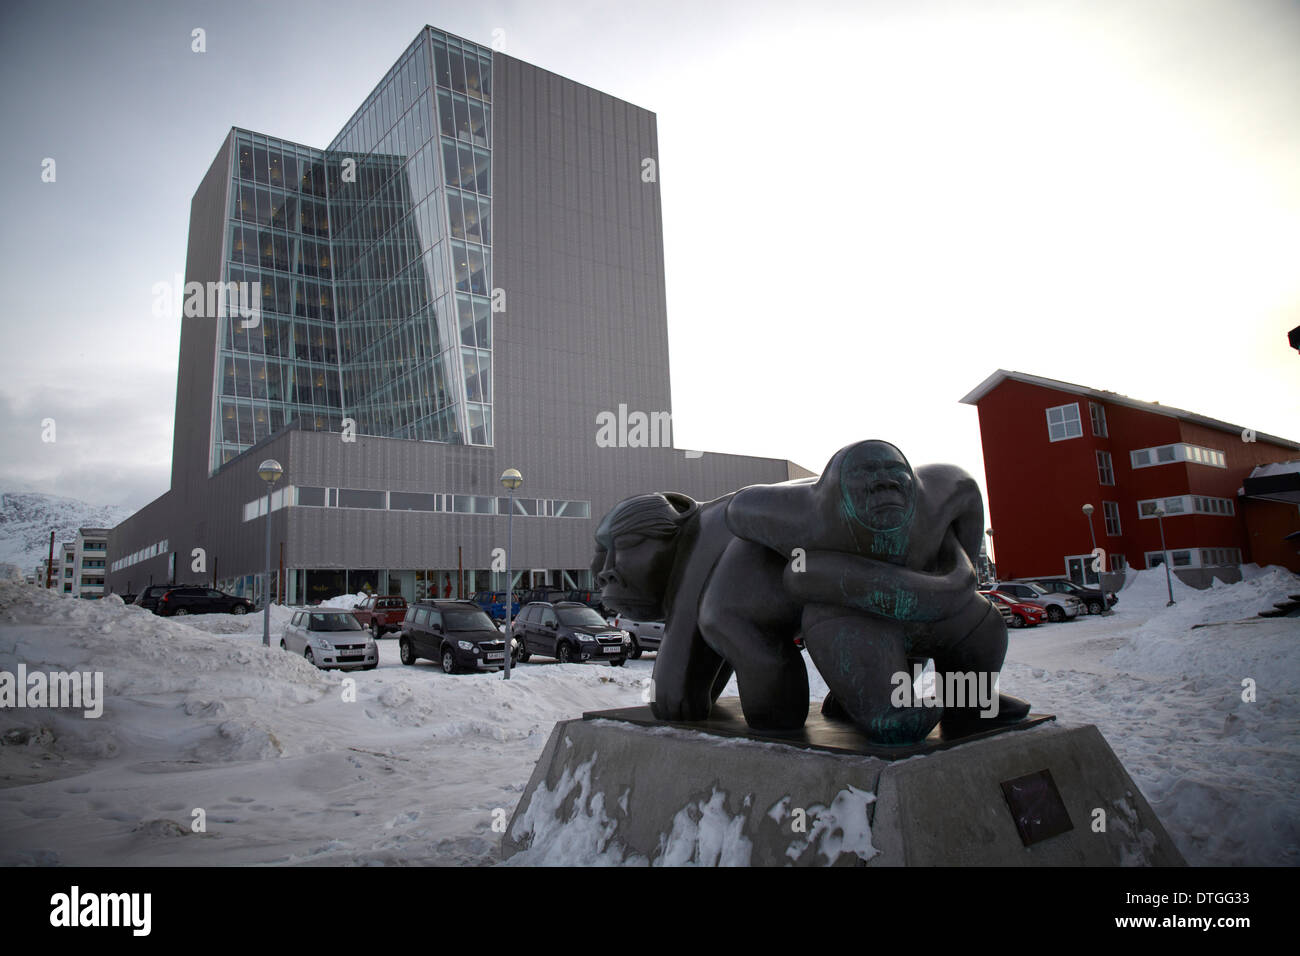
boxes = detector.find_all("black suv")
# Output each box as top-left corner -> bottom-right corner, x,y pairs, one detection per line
398,600 -> 512,674
156,587 -> 254,617
1024,578 -> 1118,615
513,601 -> 629,666
134,584 -> 200,614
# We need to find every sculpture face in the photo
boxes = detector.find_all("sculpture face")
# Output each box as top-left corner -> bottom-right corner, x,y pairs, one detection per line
593,495 -> 683,621
840,441 -> 916,534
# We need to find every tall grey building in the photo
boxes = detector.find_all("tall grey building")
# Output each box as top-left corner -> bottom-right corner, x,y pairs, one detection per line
109,26 -> 810,605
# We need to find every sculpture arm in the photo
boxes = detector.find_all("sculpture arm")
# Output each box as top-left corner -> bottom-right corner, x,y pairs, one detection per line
783,531 -> 976,623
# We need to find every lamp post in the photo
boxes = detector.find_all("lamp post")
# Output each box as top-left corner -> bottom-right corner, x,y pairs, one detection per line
1081,502 -> 1101,596
500,468 -> 522,680
1154,505 -> 1175,606
985,528 -> 994,582
258,459 -> 283,647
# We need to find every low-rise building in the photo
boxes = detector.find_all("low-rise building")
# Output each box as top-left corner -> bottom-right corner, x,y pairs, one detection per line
961,369 -> 1300,587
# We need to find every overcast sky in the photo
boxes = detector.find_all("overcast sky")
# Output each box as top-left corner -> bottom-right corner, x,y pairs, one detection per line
1,0 -> 1297,510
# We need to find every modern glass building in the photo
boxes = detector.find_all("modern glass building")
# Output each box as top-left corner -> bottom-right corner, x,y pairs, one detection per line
215,30 -> 495,471
109,26 -> 812,605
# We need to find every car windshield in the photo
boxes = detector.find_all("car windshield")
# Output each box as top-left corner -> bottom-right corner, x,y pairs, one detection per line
308,613 -> 362,631
1023,583 -> 1049,595
443,608 -> 495,631
558,607 -> 609,628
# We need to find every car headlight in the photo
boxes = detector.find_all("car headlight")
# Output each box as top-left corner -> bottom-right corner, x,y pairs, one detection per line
622,633 -> 631,643
311,636 -> 334,650
578,634 -> 595,642
458,640 -> 474,651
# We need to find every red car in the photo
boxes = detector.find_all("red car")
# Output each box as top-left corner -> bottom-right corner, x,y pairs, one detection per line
981,590 -> 1047,628
352,595 -> 409,637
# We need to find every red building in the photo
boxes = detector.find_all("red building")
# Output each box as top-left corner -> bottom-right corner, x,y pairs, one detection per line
960,370 -> 1300,586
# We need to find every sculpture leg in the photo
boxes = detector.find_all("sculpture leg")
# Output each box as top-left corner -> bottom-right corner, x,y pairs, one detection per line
801,605 -> 943,746
697,539 -> 808,732
922,598 -> 1030,736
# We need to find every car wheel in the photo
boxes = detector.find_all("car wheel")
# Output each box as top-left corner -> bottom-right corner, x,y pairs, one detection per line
174,608 -> 188,616
610,657 -> 625,667
304,647 -> 316,666
371,622 -> 380,639
628,637 -> 643,659
232,605 -> 247,616
1047,605 -> 1065,623
441,647 -> 458,675
557,642 -> 573,664
1087,600 -> 1104,615
363,663 -> 378,671
399,638 -> 415,666
516,641 -> 530,663
279,639 -> 286,649
1009,614 -> 1025,628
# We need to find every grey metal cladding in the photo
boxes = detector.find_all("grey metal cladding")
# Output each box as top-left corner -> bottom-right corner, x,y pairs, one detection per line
107,41 -> 812,591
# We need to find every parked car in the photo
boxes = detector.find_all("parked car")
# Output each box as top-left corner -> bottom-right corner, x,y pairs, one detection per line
611,614 -> 664,658
468,590 -> 521,622
1021,578 -> 1117,615
983,594 -> 1014,627
352,594 -> 408,637
156,586 -> 255,617
565,588 -> 607,616
981,590 -> 1047,628
994,581 -> 1082,622
134,583 -> 200,614
517,587 -> 570,608
280,608 -> 378,670
513,601 -> 630,665
399,600 -> 513,673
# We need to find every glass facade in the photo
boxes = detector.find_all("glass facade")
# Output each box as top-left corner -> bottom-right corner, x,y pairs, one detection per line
210,28 -> 494,471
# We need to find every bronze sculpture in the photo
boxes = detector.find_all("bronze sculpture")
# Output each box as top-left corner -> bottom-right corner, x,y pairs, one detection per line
592,440 -> 1029,745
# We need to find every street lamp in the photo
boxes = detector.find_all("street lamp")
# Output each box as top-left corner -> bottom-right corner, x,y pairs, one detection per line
984,528 -> 995,584
1154,505 -> 1176,607
1081,503 -> 1100,600
258,459 -> 284,647
500,468 -> 522,679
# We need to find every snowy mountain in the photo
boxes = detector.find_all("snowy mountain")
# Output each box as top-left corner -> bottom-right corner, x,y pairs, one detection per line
0,491 -> 133,573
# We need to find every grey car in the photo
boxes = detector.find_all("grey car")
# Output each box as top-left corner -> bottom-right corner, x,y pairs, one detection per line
611,614 -> 663,659
281,609 -> 379,670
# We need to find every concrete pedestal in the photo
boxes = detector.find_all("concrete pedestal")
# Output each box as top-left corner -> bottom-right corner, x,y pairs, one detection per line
501,700 -> 1184,866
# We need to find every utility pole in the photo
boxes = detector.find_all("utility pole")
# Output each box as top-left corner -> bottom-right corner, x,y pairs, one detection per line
45,531 -> 54,589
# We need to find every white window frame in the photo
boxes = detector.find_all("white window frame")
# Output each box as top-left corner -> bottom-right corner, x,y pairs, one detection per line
1089,402 -> 1108,437
1096,450 -> 1114,486
1046,403 -> 1083,442
1102,501 -> 1121,536
1130,442 -> 1227,470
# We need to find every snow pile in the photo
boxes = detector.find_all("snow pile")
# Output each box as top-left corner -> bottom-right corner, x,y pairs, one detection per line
0,566 -> 1296,867
318,593 -> 370,609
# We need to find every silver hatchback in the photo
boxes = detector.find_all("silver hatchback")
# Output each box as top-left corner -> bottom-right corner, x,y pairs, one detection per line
281,609 -> 379,670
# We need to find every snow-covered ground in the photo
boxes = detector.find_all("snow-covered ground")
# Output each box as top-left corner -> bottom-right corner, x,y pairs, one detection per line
0,568 -> 1295,866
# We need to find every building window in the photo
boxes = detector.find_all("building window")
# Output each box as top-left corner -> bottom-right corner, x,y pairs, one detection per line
1103,501 -> 1121,536
1146,549 -> 1195,569
1110,554 -> 1128,572
1131,442 -> 1226,470
1089,402 -> 1107,437
1138,495 -> 1234,518
1096,450 -> 1114,486
1046,403 -> 1083,442
1138,496 -> 1187,518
